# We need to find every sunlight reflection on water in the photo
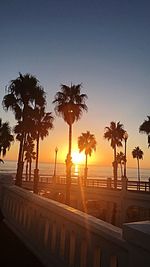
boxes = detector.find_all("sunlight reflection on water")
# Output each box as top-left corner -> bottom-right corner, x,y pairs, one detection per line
0,160 -> 150,181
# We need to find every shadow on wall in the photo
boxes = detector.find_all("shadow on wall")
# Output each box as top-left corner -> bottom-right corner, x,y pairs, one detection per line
0,209 -> 4,221
126,205 -> 150,222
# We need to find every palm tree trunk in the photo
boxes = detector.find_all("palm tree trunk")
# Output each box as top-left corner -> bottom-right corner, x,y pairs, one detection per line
113,146 -> 117,189
16,105 -> 29,186
66,123 -> 72,205
120,163 -> 123,177
69,123 -> 72,155
35,133 -> 39,170
16,103 -> 29,186
137,158 -> 140,190
34,132 -> 40,194
15,133 -> 25,186
21,132 -> 26,162
29,158 -> 32,181
25,161 -> 27,181
84,154 -> 88,186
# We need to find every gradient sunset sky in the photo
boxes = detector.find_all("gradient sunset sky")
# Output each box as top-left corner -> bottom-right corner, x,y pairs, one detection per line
0,0 -> 150,168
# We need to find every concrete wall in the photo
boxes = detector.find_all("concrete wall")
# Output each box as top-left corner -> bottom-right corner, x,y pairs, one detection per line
22,180 -> 150,227
0,177 -> 150,267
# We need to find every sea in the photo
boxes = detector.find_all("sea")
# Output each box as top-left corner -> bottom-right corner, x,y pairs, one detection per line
0,160 -> 150,182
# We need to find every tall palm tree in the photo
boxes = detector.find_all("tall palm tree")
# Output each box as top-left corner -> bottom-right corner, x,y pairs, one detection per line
139,116 -> 150,147
132,146 -> 143,190
53,84 -> 88,204
3,73 -> 46,186
104,121 -> 125,188
78,131 -> 96,186
33,107 -> 54,193
116,151 -> 125,178
0,119 -> 14,161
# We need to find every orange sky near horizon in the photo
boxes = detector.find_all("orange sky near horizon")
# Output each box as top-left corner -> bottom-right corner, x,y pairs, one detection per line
4,115 -> 150,170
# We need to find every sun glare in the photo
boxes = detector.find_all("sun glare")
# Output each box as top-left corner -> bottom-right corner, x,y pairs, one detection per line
72,151 -> 85,164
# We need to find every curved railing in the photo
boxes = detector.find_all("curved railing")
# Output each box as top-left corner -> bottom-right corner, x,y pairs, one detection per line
21,174 -> 150,192
1,180 -> 150,267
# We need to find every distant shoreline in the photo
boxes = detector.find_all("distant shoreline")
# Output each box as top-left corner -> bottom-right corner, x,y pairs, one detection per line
2,159 -> 150,171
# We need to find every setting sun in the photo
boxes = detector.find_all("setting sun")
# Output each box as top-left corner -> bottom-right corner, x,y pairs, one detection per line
72,151 -> 85,164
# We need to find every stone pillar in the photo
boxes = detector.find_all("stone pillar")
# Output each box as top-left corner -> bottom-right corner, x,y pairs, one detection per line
107,177 -> 112,189
52,175 -> 56,185
0,174 -> 13,220
121,176 -> 128,191
120,176 -> 128,226
33,169 -> 39,194
123,221 -> 150,267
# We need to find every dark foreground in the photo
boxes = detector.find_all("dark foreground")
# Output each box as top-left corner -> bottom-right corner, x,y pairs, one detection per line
0,220 -> 44,267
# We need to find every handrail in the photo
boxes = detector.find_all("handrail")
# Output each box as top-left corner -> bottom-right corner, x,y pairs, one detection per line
21,174 -> 150,193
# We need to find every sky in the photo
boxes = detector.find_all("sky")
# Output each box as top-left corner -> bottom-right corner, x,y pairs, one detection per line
0,0 -> 150,168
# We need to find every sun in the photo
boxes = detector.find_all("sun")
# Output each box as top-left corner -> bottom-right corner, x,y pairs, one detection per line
72,151 -> 85,164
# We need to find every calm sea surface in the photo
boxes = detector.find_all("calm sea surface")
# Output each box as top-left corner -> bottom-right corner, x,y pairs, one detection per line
0,160 -> 150,182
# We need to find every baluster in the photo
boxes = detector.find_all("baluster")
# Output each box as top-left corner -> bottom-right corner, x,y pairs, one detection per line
59,224 -> 66,258
80,239 -> 87,267
69,231 -> 76,266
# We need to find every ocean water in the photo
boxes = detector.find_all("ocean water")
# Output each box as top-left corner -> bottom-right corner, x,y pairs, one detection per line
0,160 -> 150,182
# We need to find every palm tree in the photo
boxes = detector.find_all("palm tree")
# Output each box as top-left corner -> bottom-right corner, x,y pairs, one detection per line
3,73 -> 46,186
116,151 -> 125,178
13,117 -> 34,159
139,116 -> 150,147
104,121 -> 125,188
53,84 -> 88,204
24,135 -> 36,181
78,131 -> 96,186
132,147 -> 143,190
0,118 -> 14,161
33,107 -> 54,193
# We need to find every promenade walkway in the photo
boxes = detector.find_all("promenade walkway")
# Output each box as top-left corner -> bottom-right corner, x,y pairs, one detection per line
0,219 -> 44,267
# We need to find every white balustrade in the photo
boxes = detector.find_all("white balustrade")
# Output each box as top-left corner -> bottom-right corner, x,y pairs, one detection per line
0,179 -> 150,267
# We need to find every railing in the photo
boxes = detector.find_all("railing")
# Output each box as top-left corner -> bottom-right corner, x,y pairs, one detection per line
1,180 -> 150,267
127,180 -> 150,192
21,174 -> 150,193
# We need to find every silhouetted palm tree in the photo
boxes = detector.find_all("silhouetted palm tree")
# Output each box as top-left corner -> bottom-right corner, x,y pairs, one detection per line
3,73 -> 46,186
24,135 -> 36,181
116,151 -> 125,178
104,121 -> 125,188
139,116 -> 150,147
78,131 -> 96,186
33,107 -> 54,193
0,118 -> 14,162
132,146 -> 143,189
53,84 -> 88,204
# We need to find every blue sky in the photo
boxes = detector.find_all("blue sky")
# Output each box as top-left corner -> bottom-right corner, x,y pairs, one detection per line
0,0 -> 150,168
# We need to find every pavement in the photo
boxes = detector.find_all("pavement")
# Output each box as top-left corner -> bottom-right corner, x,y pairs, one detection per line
0,219 -> 44,267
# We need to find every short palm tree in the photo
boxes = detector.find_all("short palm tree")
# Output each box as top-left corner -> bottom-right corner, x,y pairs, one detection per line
104,121 -> 125,188
53,84 -> 88,204
33,107 -> 54,193
132,146 -> 143,189
0,118 -> 14,161
24,135 -> 36,181
116,151 -> 125,178
78,131 -> 96,186
3,73 -> 46,186
139,116 -> 150,147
